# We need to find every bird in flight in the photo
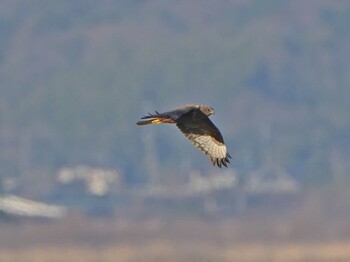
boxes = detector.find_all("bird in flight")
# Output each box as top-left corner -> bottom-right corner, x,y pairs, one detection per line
136,104 -> 231,168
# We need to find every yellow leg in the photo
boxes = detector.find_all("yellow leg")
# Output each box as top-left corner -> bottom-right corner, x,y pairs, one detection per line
151,118 -> 162,124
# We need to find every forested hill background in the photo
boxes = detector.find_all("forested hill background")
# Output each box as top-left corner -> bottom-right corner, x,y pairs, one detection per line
1,0 -> 349,195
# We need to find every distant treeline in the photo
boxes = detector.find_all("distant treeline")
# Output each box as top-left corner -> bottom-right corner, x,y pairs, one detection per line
0,1 -> 349,194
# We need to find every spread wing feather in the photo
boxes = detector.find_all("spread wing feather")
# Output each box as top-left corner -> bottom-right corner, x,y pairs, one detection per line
175,109 -> 231,168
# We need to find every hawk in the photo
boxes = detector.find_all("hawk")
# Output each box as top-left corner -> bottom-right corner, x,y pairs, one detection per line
136,104 -> 231,168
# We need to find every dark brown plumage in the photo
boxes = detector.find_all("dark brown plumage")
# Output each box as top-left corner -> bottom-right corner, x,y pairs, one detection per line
137,104 -> 231,168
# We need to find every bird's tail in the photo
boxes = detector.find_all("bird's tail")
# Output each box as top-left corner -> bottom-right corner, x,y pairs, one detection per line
136,117 -> 164,125
136,111 -> 175,126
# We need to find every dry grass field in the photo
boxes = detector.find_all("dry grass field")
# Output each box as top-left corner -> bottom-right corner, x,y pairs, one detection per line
1,241 -> 350,262
1,212 -> 350,262
1,189 -> 350,261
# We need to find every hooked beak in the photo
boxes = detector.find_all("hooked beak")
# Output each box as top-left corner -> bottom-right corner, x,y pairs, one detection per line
210,107 -> 215,115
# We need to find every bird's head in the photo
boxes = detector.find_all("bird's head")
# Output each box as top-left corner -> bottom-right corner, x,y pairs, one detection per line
199,105 -> 215,116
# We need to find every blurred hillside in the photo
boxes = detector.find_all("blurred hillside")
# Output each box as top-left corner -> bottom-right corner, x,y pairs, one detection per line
0,0 -> 349,198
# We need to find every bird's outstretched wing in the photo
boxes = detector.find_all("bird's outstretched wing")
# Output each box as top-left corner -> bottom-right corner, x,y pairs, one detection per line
176,109 -> 231,167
